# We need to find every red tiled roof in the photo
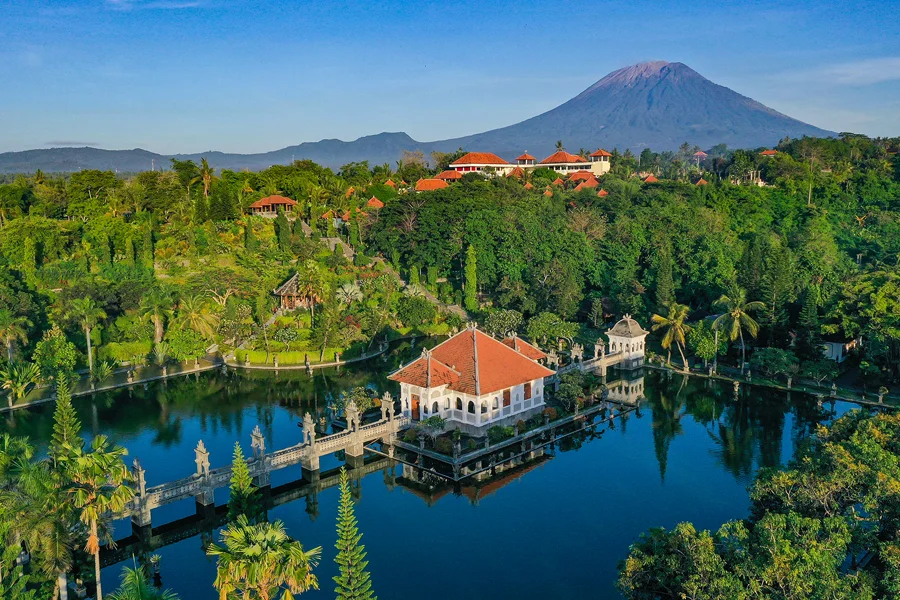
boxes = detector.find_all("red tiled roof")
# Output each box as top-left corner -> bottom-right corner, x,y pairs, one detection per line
524,182 -> 534,190
435,169 -> 463,180
597,189 -> 609,197
590,149 -> 612,157
341,208 -> 367,220
643,174 -> 659,183
500,336 -> 546,361
321,209 -> 335,219
760,149 -> 778,156
552,177 -> 564,186
544,188 -> 553,197
693,151 -> 708,157
415,179 -> 449,191
344,187 -> 355,198
389,327 -> 554,395
384,179 -> 397,188
696,178 -> 708,186
507,166 -> 526,179
367,196 -> 385,208
540,150 -> 588,165
516,152 -> 536,161
567,170 -> 594,182
248,195 -> 297,209
400,180 -> 408,186
574,176 -> 599,191
450,152 -> 509,166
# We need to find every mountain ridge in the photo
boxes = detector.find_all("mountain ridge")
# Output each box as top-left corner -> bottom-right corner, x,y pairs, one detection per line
0,61 -> 835,173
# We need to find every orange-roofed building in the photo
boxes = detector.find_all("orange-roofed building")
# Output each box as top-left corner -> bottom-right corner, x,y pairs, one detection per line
760,149 -> 778,156
568,170 -> 595,182
366,196 -> 385,209
515,152 -> 536,166
597,189 -> 609,197
248,194 -> 298,215
415,178 -> 449,192
449,152 -> 514,176
524,182 -> 534,190
541,149 -> 610,176
507,166 -> 526,179
574,176 -> 599,191
589,148 -> 613,174
696,178 -> 708,186
643,174 -> 659,183
384,179 -> 397,188
344,186 -> 355,198
552,177 -> 564,186
544,188 -> 553,197
389,324 -> 553,428
435,169 -> 463,181
341,208 -> 367,221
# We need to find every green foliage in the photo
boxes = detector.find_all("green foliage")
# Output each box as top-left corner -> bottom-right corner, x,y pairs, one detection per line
165,328 -> 207,362
396,295 -> 436,328
464,244 -> 477,311
749,347 -> 798,377
487,425 -> 515,444
334,386 -> 375,416
108,566 -> 180,600
33,325 -> 78,381
801,358 -> 839,384
620,410 -> 900,598
654,243 -> 675,309
334,468 -> 376,600
482,308 -> 523,337
556,370 -> 585,412
525,312 -> 578,346
227,442 -> 263,524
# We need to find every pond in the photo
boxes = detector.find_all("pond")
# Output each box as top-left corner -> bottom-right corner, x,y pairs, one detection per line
1,341 -> 860,599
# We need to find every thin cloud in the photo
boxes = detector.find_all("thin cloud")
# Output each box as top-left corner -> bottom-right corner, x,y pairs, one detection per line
783,56 -> 900,86
105,0 -> 203,10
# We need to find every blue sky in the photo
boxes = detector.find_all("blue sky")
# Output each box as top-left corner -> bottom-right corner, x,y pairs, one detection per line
1,0 -> 899,154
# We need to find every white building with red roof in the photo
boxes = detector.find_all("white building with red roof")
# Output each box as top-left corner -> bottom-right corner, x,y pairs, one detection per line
449,152 -> 515,176
446,149 -> 612,178
389,324 -> 554,429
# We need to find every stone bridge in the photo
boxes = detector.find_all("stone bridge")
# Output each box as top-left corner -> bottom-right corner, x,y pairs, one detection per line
125,394 -> 407,533
102,456 -> 396,568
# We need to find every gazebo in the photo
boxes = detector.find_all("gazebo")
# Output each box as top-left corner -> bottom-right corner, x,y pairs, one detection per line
248,195 -> 298,215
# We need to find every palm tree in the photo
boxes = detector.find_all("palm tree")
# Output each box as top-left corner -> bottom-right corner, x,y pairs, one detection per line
108,566 -> 180,600
140,288 -> 174,344
67,298 -> 106,373
207,514 -> 321,600
194,157 -> 217,199
555,140 -> 564,151
0,309 -> 30,362
297,260 -> 329,321
66,435 -> 134,600
336,282 -> 362,307
713,287 -> 765,371
651,303 -> 692,371
175,295 -> 219,339
0,361 -> 40,408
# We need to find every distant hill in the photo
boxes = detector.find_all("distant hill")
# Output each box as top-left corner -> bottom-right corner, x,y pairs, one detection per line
0,61 -> 834,174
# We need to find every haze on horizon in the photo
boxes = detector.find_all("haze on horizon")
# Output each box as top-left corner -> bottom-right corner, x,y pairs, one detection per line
2,0 -> 899,155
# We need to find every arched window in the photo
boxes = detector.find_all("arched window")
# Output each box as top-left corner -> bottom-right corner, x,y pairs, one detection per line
444,398 -> 450,410
432,401 -> 439,414
423,403 -> 428,415
467,401 -> 475,414
481,402 -> 487,414
493,396 -> 499,409
456,397 -> 463,410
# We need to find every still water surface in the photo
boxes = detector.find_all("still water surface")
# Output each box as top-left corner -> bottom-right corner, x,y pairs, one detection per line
1,340 -> 856,599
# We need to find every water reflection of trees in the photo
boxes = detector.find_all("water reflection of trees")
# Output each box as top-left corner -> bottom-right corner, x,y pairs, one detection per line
644,372 -> 832,484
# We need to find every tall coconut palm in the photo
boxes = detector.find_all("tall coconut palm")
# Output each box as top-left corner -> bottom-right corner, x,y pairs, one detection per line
207,514 -> 321,600
651,303 -> 692,370
713,287 -> 765,371
0,309 -> 30,362
108,566 -> 180,600
66,435 -> 134,600
297,260 -> 329,321
175,295 -> 219,339
193,157 -> 217,200
140,288 -> 174,345
0,361 -> 40,409
67,298 -> 106,373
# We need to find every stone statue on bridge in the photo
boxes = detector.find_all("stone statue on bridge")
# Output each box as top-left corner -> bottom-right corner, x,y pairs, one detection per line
195,441 -> 210,478
345,399 -> 360,432
302,413 -> 317,447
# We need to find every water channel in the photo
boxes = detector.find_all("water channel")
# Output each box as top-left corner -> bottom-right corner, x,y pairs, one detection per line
0,339 -> 860,599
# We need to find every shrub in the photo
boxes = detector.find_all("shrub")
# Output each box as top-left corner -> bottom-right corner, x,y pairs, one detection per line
402,429 -> 418,443
487,425 -> 515,444
466,439 -> 477,451
542,407 -> 558,421
516,419 -> 527,432
397,295 -> 436,327
434,437 -> 453,455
